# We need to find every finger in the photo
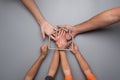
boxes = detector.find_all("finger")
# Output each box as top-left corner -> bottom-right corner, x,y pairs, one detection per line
56,31 -> 59,37
58,29 -> 62,36
60,29 -> 64,36
42,31 -> 46,40
68,43 -> 72,50
67,43 -> 71,49
57,25 -> 67,30
57,28 -> 61,35
50,29 -> 57,35
54,27 -> 57,31
51,33 -> 56,37
62,30 -> 66,36
50,35 -> 56,41
69,42 -> 73,47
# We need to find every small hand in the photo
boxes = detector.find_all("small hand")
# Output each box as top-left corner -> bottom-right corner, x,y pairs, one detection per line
40,22 -> 56,40
40,44 -> 48,58
51,29 -> 67,48
50,30 -> 60,42
68,42 -> 79,55
57,25 -> 77,40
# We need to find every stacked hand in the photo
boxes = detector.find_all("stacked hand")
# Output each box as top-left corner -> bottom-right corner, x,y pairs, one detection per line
51,29 -> 67,48
57,25 -> 77,40
40,23 -> 77,41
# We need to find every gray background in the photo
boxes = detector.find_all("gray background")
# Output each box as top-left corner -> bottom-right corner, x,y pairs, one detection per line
0,0 -> 120,80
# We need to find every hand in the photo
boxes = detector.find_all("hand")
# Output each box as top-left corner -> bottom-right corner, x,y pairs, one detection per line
57,30 -> 67,48
57,25 -> 77,40
51,29 -> 67,48
68,42 -> 79,55
50,30 -> 60,42
40,22 -> 56,40
40,44 -> 48,59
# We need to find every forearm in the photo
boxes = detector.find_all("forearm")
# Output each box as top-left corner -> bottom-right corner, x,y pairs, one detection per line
47,50 -> 59,77
75,51 -> 92,75
74,7 -> 120,34
24,55 -> 44,80
60,51 -> 71,76
21,0 -> 46,25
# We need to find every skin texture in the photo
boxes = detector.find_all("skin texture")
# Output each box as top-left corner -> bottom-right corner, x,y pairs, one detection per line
21,0 -> 120,40
47,50 -> 60,77
68,42 -> 96,80
58,7 -> 120,40
54,29 -> 73,78
24,44 -> 48,80
21,0 -> 55,40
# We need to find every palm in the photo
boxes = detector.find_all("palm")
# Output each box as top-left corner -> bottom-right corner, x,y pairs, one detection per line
41,22 -> 55,39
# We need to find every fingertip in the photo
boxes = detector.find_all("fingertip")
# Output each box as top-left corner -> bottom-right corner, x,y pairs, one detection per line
50,35 -> 55,41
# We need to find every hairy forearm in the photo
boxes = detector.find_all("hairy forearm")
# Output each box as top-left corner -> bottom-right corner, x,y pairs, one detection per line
60,51 -> 71,76
48,50 -> 59,77
75,51 -> 92,75
74,7 -> 120,34
21,0 -> 46,25
24,56 -> 44,80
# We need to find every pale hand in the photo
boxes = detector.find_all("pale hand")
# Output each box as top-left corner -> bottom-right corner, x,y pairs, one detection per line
68,42 -> 79,55
40,22 -> 55,40
40,44 -> 48,58
57,25 -> 77,40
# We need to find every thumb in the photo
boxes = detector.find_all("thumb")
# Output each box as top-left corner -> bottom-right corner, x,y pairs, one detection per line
42,31 -> 46,40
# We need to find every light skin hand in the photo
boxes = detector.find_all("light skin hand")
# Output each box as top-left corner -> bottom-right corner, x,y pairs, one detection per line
21,0 -> 56,40
50,29 -> 61,42
24,44 -> 48,80
57,25 -> 78,40
40,44 -> 48,59
40,22 -> 56,40
68,42 -> 79,55
51,29 -> 67,48
56,29 -> 67,48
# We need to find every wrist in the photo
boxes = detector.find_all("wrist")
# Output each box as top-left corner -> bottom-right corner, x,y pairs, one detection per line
40,55 -> 46,60
72,26 -> 79,36
60,50 -> 65,54
38,19 -> 47,27
57,45 -> 66,49
74,51 -> 80,57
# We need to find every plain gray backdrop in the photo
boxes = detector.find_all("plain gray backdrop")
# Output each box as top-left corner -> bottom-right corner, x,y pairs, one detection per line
0,0 -> 120,80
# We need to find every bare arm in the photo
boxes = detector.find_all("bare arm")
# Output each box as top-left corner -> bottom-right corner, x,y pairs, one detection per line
21,0 -> 55,39
75,51 -> 96,80
24,45 -> 48,80
53,29 -> 73,79
68,42 -> 96,80
73,7 -> 120,34
60,51 -> 72,76
47,50 -> 59,77
75,51 -> 93,75
58,7 -> 120,40
21,0 -> 46,24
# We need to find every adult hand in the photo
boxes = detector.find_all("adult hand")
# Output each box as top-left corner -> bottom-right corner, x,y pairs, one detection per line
40,44 -> 48,59
40,22 -> 56,40
57,25 -> 77,40
68,42 -> 79,55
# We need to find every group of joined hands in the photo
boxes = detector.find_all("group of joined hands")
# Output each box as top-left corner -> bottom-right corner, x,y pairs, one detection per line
41,26 -> 80,58
21,0 -> 120,79
38,26 -> 96,80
